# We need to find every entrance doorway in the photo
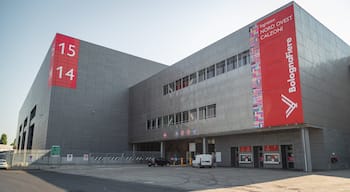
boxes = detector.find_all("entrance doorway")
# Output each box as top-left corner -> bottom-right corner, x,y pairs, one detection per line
253,146 -> 263,168
230,147 -> 239,167
281,145 -> 294,169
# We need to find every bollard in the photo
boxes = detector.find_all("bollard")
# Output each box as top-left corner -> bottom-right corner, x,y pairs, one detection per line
180,157 -> 183,166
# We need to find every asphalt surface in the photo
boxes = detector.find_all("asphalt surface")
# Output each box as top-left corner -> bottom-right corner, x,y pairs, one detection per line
45,165 -> 350,191
45,165 -> 308,190
1,165 -> 350,191
0,169 -> 183,192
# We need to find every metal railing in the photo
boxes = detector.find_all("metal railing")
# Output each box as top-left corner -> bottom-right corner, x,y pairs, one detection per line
5,150 -> 160,168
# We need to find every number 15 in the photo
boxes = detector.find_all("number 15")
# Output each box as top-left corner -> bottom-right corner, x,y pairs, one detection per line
58,43 -> 76,57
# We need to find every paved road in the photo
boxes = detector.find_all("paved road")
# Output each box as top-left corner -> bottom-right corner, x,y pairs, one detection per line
0,169 -> 183,192
1,165 -> 350,191
47,165 -> 350,191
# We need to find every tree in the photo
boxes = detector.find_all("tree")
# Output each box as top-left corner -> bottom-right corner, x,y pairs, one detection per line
0,134 -> 7,145
10,139 -> 16,147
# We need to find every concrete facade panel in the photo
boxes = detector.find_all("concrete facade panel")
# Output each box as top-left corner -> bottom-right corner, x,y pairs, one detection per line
129,25 -> 253,143
17,37 -> 167,153
295,4 -> 350,169
16,46 -> 53,151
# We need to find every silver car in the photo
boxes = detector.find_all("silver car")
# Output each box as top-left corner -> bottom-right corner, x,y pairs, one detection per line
0,159 -> 8,169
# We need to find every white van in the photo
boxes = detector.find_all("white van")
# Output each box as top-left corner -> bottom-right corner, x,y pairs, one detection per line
192,154 -> 213,168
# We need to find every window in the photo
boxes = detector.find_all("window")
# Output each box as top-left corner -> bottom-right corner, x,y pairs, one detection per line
30,105 -> 37,120
168,82 -> 175,93
182,76 -> 189,88
207,104 -> 216,118
175,112 -> 182,124
21,131 -> 26,150
227,55 -> 237,71
189,72 -> 197,85
189,109 -> 197,121
182,111 -> 189,123
163,116 -> 168,126
242,55 -> 248,66
176,79 -> 182,90
198,69 -> 206,82
244,51 -> 250,65
157,117 -> 162,128
27,124 -> 34,150
238,51 -> 250,67
207,65 -> 215,79
17,136 -> 21,150
147,120 -> 151,130
216,60 -> 225,75
24,117 -> 28,127
19,125 -> 22,132
239,154 -> 253,164
199,106 -> 206,120
264,153 -> 280,164
163,84 -> 169,95
152,119 -> 156,129
238,53 -> 243,67
168,114 -> 174,125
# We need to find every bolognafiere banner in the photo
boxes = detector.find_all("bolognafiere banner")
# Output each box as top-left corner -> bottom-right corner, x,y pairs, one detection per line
250,5 -> 304,128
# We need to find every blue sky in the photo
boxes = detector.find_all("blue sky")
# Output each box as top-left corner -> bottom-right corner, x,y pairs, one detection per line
1,0 -> 349,144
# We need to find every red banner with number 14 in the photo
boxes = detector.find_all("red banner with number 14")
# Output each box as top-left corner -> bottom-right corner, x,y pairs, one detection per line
49,33 -> 80,89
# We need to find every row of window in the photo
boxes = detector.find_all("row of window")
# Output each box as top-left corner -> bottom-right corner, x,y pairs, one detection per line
20,105 -> 37,133
18,105 -> 37,150
30,106 -> 36,121
163,50 -> 250,95
146,104 -> 216,130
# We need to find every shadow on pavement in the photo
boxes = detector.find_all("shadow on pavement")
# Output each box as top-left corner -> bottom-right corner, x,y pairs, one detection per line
26,169 -> 185,192
315,169 -> 350,179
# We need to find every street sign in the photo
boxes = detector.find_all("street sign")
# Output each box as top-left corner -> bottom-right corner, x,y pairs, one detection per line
67,154 -> 73,162
83,154 -> 89,161
50,145 -> 61,157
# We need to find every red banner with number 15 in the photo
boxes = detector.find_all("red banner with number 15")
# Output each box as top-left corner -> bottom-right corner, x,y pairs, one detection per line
49,33 -> 80,89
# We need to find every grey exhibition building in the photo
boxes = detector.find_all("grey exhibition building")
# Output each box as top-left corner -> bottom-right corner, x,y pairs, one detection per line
16,2 -> 350,171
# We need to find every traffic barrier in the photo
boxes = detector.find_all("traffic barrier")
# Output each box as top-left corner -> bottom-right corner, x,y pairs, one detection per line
6,150 -> 160,168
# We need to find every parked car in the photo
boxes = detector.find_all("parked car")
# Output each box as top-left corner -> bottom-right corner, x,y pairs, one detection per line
0,154 -> 8,170
192,154 -> 213,168
148,157 -> 170,167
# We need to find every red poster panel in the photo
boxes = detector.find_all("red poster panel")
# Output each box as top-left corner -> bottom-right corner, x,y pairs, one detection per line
240,146 -> 252,152
264,145 -> 279,152
49,33 -> 80,89
258,5 -> 304,127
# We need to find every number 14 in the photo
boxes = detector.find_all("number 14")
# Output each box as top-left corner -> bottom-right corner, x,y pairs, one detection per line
56,66 -> 75,80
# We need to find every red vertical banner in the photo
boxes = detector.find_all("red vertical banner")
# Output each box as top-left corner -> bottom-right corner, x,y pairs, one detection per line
49,33 -> 80,89
254,5 -> 304,127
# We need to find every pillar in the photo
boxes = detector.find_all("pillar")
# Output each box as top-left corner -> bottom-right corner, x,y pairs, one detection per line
202,137 -> 207,154
160,142 -> 165,158
132,144 -> 136,153
301,127 -> 312,172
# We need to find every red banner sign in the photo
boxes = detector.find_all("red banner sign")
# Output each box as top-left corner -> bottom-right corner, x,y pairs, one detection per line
240,146 -> 252,152
49,33 -> 80,89
258,5 -> 304,126
264,145 -> 279,152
